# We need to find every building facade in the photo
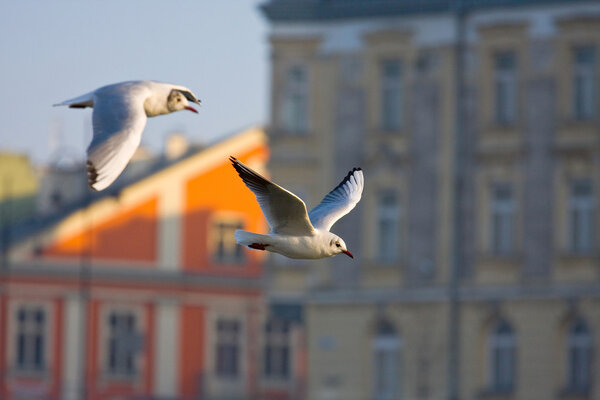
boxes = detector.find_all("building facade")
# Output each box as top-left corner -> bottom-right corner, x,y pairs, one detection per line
261,1 -> 600,399
2,127 -> 306,400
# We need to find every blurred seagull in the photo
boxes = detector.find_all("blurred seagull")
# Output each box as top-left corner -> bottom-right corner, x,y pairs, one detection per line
54,81 -> 201,191
230,156 -> 364,259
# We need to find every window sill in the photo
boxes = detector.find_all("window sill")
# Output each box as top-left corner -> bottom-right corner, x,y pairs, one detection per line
374,128 -> 405,136
478,387 -> 514,399
558,387 -> 590,399
9,367 -> 48,379
560,118 -> 597,128
261,376 -> 293,387
215,374 -> 241,381
477,252 -> 522,263
102,372 -> 139,382
557,252 -> 599,261
482,123 -> 520,135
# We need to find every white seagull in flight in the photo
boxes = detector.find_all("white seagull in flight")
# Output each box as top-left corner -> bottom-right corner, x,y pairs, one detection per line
55,80 -> 201,191
230,156 -> 364,259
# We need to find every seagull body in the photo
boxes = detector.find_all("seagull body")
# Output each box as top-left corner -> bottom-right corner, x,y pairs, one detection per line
55,80 -> 201,191
230,157 -> 364,259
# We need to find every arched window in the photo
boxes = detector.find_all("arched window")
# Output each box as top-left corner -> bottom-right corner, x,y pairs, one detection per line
566,319 -> 592,392
372,319 -> 401,400
488,320 -> 516,392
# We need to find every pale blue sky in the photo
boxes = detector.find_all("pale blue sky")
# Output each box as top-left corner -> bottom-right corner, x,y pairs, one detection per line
0,1 -> 268,165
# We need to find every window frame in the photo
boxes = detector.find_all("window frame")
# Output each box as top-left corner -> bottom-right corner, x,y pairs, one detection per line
215,317 -> 242,379
493,51 -> 518,125
566,319 -> 592,393
263,319 -> 292,381
380,58 -> 404,132
568,179 -> 595,255
376,189 -> 401,263
487,320 -> 516,393
572,45 -> 597,121
279,65 -> 309,134
14,304 -> 48,373
372,325 -> 402,400
490,183 -> 515,256
104,308 -> 143,379
213,219 -> 246,265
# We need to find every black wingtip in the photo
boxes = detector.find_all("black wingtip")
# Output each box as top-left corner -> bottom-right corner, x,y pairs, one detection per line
330,167 -> 363,192
86,161 -> 99,189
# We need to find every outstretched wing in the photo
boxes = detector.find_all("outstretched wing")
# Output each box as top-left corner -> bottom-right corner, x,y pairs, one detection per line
86,91 -> 147,191
230,157 -> 316,236
309,168 -> 364,232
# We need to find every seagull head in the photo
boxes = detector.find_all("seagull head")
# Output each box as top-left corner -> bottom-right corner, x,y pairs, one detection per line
328,234 -> 353,259
167,89 -> 202,113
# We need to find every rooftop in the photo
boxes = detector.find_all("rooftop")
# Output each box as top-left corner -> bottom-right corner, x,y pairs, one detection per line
261,0 -> 597,21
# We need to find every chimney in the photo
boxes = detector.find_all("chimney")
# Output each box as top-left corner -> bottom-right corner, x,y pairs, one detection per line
165,133 -> 189,160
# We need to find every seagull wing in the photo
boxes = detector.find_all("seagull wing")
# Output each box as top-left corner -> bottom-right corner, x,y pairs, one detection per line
230,157 -> 316,236
86,90 -> 147,191
309,168 -> 364,232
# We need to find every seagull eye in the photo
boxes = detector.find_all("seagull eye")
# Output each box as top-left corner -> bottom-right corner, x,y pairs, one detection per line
335,243 -> 341,247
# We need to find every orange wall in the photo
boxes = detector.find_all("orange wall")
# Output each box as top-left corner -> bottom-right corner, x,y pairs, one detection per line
183,146 -> 269,274
44,197 -> 158,263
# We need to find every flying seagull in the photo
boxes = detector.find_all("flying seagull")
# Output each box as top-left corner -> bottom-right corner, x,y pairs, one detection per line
54,80 -> 201,191
230,156 -> 364,259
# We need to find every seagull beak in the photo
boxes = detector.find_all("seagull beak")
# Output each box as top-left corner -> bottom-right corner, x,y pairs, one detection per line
184,106 -> 198,113
342,250 -> 354,259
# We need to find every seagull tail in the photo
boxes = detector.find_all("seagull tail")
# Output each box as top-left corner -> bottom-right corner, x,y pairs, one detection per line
234,230 -> 271,250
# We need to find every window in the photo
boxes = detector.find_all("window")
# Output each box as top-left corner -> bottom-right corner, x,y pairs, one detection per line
488,320 -> 516,392
494,51 -> 517,124
380,59 -> 403,131
573,46 -> 596,120
107,311 -> 141,377
377,190 -> 401,263
569,180 -> 594,254
216,318 -> 241,378
15,306 -> 46,371
373,319 -> 401,400
214,220 -> 245,264
263,319 -> 291,380
566,319 -> 592,392
280,66 -> 308,133
491,184 -> 514,256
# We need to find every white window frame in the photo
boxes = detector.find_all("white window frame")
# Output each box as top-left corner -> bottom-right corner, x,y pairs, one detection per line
377,190 -> 401,263
104,308 -> 143,378
568,180 -> 595,254
380,59 -> 403,131
263,319 -> 292,381
491,184 -> 515,256
566,319 -> 592,392
213,219 -> 245,265
14,304 -> 49,373
280,65 -> 309,134
488,321 -> 516,392
373,333 -> 402,400
494,51 -> 517,125
573,46 -> 596,121
215,317 -> 242,379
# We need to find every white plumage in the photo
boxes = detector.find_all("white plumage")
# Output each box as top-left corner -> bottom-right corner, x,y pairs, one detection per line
55,80 -> 201,191
230,156 -> 364,259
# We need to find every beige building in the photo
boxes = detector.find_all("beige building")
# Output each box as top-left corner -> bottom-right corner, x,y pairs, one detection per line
260,1 -> 600,399
0,153 -> 38,227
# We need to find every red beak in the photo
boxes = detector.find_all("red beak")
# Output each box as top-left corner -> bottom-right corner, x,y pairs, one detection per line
184,106 -> 198,113
342,250 -> 354,259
